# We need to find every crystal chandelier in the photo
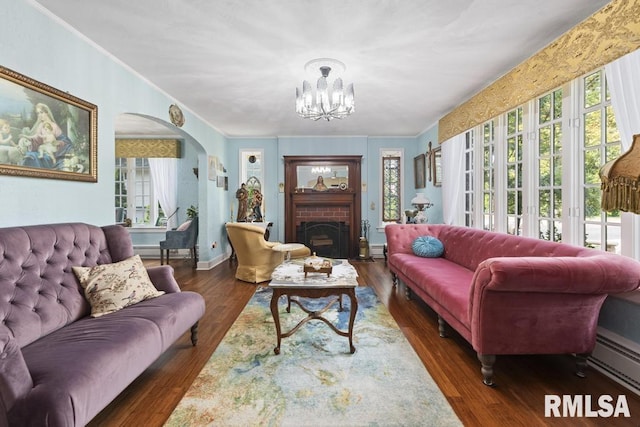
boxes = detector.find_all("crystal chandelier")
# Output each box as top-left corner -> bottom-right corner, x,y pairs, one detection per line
295,58 -> 355,121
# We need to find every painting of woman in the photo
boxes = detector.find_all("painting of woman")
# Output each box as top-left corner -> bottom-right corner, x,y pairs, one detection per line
18,102 -> 73,169
313,175 -> 328,191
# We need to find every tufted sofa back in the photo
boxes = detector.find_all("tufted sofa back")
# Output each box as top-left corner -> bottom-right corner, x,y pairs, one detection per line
385,224 -> 594,271
0,223 -> 134,348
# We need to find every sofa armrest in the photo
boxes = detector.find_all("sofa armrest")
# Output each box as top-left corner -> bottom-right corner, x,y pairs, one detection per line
0,331 -> 33,416
472,255 -> 640,295
265,241 -> 281,249
146,265 -> 181,293
163,230 -> 187,245
469,255 -> 640,355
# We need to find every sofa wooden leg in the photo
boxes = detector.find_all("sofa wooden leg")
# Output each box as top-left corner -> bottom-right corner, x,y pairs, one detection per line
404,285 -> 412,300
391,272 -> 398,287
190,322 -> 199,346
478,353 -> 496,386
575,353 -> 590,378
437,315 -> 447,338
191,246 -> 198,268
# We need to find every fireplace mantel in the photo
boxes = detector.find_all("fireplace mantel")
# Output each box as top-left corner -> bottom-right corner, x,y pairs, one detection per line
284,155 -> 362,258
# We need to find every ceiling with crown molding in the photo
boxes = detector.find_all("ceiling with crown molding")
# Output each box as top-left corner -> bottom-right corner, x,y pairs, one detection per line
34,0 -> 610,137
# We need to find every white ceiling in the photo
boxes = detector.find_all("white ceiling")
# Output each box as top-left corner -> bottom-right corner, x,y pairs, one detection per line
34,0 -> 610,138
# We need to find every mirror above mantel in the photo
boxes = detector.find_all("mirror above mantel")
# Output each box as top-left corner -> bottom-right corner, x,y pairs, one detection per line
296,164 -> 349,191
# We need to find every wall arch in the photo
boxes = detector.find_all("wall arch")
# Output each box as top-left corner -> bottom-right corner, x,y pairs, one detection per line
114,113 -> 214,267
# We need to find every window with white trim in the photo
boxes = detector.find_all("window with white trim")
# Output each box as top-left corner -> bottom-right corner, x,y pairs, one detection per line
505,106 -> 524,235
482,120 -> 496,231
464,130 -> 475,227
581,70 -> 621,253
115,157 -> 162,226
461,67 -> 626,254
381,149 -> 403,224
536,88 -> 563,242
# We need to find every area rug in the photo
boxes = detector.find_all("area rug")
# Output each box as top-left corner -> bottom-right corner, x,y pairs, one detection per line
165,286 -> 462,427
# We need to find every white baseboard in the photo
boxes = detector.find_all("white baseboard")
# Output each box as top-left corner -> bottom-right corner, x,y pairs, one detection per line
133,245 -> 229,270
369,243 -> 385,258
133,245 -> 191,259
590,327 -> 640,395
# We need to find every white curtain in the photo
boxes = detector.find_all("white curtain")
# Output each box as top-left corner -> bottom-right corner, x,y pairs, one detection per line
441,134 -> 465,225
605,49 -> 640,151
149,158 -> 178,229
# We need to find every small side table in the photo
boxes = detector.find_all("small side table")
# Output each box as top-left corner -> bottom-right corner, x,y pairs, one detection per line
269,260 -> 359,354
270,285 -> 357,354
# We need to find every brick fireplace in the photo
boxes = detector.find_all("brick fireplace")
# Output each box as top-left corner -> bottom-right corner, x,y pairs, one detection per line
297,221 -> 350,259
295,204 -> 351,258
284,155 -> 362,259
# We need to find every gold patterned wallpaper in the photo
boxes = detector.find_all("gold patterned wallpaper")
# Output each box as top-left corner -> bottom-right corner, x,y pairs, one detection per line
438,0 -> 640,143
115,139 -> 182,158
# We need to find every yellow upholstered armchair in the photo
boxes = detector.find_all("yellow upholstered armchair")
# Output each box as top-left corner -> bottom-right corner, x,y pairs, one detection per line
225,222 -> 310,283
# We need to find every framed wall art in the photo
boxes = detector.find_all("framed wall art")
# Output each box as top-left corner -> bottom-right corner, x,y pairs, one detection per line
414,153 -> 426,189
208,155 -> 219,181
427,141 -> 442,187
0,66 -> 97,182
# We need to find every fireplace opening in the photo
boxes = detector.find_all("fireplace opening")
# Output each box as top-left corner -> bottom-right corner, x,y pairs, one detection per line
297,221 -> 349,259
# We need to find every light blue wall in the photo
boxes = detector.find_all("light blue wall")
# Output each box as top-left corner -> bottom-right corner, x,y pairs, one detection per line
0,0 -> 229,264
229,135 -> 444,246
599,297 -> 640,343
226,137 -> 279,244
416,124 -> 443,225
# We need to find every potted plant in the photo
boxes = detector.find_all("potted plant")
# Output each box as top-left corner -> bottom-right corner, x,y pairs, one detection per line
186,205 -> 198,219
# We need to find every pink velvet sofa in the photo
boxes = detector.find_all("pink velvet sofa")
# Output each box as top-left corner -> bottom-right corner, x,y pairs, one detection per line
0,223 -> 205,426
385,224 -> 640,386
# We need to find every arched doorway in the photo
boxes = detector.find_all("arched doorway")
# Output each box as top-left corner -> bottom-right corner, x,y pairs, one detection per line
114,113 -> 208,265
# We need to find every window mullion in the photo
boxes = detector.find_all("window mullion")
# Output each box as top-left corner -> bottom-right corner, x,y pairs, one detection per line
492,116 -> 507,234
521,101 -> 537,238
563,79 -> 582,246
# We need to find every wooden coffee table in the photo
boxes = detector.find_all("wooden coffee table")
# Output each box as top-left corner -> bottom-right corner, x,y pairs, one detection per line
269,260 -> 358,354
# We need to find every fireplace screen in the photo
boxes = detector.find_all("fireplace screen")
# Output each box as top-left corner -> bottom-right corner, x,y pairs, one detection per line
297,221 -> 349,259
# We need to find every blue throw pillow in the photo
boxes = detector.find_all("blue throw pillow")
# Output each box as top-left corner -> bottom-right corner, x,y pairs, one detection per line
412,236 -> 444,258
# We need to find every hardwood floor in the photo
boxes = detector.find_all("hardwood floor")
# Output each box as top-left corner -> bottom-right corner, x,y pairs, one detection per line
89,258 -> 640,427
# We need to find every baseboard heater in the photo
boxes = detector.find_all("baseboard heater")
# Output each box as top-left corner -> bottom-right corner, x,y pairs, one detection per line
589,327 -> 640,395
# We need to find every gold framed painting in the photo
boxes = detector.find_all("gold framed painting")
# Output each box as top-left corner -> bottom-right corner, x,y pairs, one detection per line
0,66 -> 97,182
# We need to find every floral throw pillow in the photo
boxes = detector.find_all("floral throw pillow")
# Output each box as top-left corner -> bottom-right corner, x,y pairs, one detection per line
73,255 -> 165,317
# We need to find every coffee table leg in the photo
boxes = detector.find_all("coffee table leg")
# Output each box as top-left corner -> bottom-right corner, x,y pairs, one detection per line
270,290 -> 283,355
347,289 -> 358,354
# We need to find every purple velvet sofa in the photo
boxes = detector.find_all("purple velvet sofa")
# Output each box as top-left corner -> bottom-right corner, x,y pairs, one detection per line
0,223 -> 205,426
385,224 -> 640,386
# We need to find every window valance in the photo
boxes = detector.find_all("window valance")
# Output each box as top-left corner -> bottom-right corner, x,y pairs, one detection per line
438,0 -> 640,144
115,139 -> 182,158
